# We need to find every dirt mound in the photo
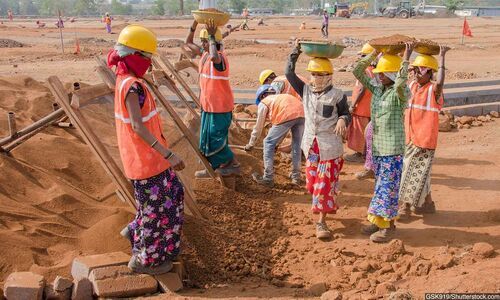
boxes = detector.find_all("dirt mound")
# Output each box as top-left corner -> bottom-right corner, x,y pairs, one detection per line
0,38 -> 26,48
224,39 -> 260,50
448,71 -> 478,80
158,39 -> 184,48
78,37 -> 114,47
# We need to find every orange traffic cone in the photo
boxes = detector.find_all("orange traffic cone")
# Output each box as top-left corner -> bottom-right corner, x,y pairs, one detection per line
74,37 -> 80,54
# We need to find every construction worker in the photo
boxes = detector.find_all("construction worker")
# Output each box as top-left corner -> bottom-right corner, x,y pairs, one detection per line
321,10 -> 329,38
399,46 -> 450,219
107,25 -> 185,274
185,20 -> 240,177
104,12 -> 112,34
185,20 -> 235,58
244,85 -> 305,187
353,42 -> 413,243
286,40 -> 351,240
259,69 -> 306,100
345,43 -> 376,165
7,9 -> 13,22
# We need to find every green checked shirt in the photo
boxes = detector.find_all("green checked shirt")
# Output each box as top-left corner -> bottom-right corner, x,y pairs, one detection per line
353,53 -> 409,157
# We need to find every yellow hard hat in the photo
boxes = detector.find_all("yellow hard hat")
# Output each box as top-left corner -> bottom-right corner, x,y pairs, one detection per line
359,43 -> 375,55
259,69 -> 275,85
411,54 -> 438,72
306,57 -> 333,74
372,54 -> 403,73
117,24 -> 157,54
199,28 -> 223,42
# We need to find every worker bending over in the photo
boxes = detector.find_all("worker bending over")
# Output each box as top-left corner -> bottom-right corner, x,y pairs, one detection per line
185,20 -> 240,177
399,46 -> 450,219
286,40 -> 351,240
245,85 -> 305,187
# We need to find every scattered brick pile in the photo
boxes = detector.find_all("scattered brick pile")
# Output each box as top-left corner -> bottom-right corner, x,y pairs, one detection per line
2,252 -> 183,299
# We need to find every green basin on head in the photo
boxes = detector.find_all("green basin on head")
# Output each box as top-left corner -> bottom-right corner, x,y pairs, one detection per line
299,41 -> 346,59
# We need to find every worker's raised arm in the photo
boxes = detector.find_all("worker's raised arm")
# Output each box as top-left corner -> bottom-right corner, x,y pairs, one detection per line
185,20 -> 202,57
206,20 -> 222,64
352,51 -> 378,95
245,104 -> 269,150
395,42 -> 413,102
435,45 -> 450,100
285,40 -> 305,97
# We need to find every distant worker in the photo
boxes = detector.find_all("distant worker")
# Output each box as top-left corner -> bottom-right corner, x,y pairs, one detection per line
321,10 -> 329,38
286,40 -> 351,240
300,21 -> 306,30
36,20 -> 46,28
240,18 -> 250,30
245,85 -> 305,187
7,9 -> 13,22
345,43 -> 376,164
55,16 -> 64,28
104,12 -> 112,34
399,46 -> 450,219
185,20 -> 240,177
258,18 -> 265,26
107,25 -> 185,274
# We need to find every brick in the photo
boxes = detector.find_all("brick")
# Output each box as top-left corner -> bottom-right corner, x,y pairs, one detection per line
3,272 -> 45,300
44,283 -> 71,300
172,261 -> 185,280
54,276 -> 73,292
89,265 -> 157,298
71,278 -> 92,300
71,252 -> 129,279
155,272 -> 183,293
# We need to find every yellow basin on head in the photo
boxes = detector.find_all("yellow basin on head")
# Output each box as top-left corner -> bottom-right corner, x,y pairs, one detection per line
192,10 -> 231,26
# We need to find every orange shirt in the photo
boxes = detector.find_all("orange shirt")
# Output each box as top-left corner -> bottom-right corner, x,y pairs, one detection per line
261,94 -> 304,125
405,80 -> 444,149
114,75 -> 170,180
199,51 -> 234,113
351,65 -> 374,118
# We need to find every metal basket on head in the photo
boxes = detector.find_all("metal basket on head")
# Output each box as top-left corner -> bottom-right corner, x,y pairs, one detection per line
299,41 -> 345,59
192,10 -> 231,26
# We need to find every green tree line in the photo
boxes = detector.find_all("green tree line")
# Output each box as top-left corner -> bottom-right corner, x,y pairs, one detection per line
0,0 -> 498,16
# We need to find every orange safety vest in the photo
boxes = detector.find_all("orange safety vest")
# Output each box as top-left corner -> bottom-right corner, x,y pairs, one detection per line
351,66 -> 374,118
199,51 -> 234,113
114,74 -> 170,180
405,80 -> 444,149
273,75 -> 307,100
260,94 -> 304,125
105,16 -> 111,25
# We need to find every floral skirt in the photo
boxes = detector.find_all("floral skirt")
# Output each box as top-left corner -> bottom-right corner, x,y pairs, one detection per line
127,168 -> 184,267
306,139 -> 344,214
399,142 -> 435,208
364,121 -> 374,171
367,155 -> 403,228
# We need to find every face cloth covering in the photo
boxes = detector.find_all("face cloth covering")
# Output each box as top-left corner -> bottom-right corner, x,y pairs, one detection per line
310,74 -> 332,93
107,44 -> 152,78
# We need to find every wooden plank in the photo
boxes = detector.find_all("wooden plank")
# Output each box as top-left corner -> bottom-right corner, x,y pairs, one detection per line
95,66 -> 117,89
47,76 -> 137,212
142,77 -> 223,185
150,66 -> 200,120
0,109 -> 65,147
71,83 -> 113,109
155,55 -> 201,109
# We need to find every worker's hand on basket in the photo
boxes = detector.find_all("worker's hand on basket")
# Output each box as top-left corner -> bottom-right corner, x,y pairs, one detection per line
403,41 -> 415,61
206,19 -> 217,36
294,38 -> 302,52
244,144 -> 254,151
439,45 -> 450,57
334,118 -> 347,137
168,154 -> 186,171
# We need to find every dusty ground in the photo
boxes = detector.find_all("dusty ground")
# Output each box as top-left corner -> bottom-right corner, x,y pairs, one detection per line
0,16 -> 499,299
